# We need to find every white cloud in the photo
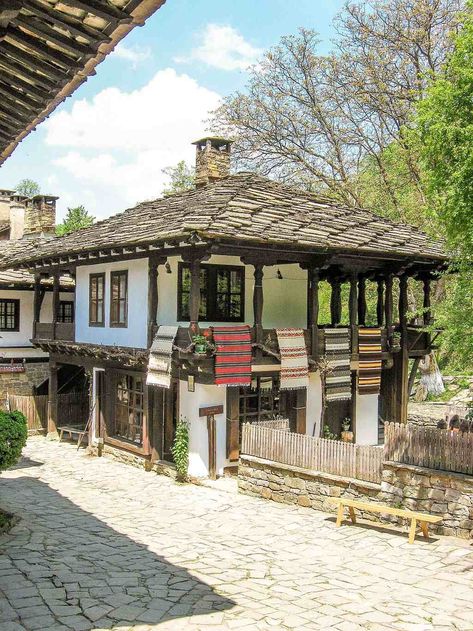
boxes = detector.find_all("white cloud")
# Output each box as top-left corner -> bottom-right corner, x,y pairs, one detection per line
111,42 -> 151,67
44,69 -> 221,218
177,24 -> 262,71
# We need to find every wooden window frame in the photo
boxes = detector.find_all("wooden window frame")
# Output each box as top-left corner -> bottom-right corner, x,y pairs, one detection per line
0,298 -> 20,332
57,300 -> 74,324
177,262 -> 245,322
111,370 -> 147,451
110,270 -> 128,328
89,273 -> 105,327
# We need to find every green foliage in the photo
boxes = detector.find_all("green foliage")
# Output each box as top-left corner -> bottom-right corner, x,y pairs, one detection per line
171,417 -> 189,481
323,424 -> 338,440
56,205 -> 95,236
0,410 -> 27,472
15,178 -> 40,198
162,161 -> 195,196
417,3 -> 473,257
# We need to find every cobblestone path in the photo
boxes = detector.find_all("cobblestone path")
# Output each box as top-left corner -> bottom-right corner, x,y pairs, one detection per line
0,438 -> 472,630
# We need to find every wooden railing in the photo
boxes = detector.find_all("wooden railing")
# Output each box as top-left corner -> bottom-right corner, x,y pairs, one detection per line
385,422 -> 473,475
7,392 -> 89,433
33,322 -> 74,342
241,424 -> 383,484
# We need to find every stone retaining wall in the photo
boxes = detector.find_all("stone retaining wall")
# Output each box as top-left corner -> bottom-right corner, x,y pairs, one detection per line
239,456 -> 473,539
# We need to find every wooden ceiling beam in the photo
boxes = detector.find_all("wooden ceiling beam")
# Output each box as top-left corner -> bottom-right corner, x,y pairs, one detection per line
23,1 -> 111,46
0,121 -> 21,136
14,15 -> 96,58
59,0 -> 133,25
0,85 -> 35,117
0,1 -> 21,28
5,28 -> 81,70
0,54 -> 59,91
0,102 -> 31,126
0,81 -> 42,110
0,40 -> 69,81
0,73 -> 50,103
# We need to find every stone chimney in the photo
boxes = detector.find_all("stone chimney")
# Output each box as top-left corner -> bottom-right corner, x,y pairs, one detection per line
0,189 -> 14,224
192,137 -> 232,187
9,194 -> 27,240
23,194 -> 57,239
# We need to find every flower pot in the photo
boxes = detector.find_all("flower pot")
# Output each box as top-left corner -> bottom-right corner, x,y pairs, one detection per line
341,430 -> 354,443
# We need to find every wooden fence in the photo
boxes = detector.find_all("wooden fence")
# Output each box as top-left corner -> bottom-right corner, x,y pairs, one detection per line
252,418 -> 290,431
241,424 -> 383,484
385,422 -> 473,475
7,393 -> 89,434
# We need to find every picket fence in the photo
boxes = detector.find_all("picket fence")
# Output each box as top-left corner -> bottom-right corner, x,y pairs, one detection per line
384,422 -> 473,475
241,423 -> 383,484
7,393 -> 89,434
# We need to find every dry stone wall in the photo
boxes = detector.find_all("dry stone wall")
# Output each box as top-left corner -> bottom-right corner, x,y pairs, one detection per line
0,361 -> 49,399
239,455 -> 473,539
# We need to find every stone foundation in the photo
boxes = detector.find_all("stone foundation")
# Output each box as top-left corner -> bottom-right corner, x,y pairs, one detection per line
239,456 -> 473,539
0,362 -> 49,399
88,441 -> 178,479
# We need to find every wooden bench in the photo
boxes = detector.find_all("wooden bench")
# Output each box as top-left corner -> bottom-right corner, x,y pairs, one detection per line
332,497 -> 442,544
58,425 -> 88,448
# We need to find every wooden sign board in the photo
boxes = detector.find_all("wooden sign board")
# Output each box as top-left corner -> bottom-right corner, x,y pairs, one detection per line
0,364 -> 25,373
199,405 -> 223,418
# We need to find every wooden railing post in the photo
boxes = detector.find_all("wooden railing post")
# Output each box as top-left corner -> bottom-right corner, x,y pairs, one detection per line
329,278 -> 342,326
52,271 -> 60,340
376,278 -> 384,327
253,262 -> 264,357
357,276 -> 367,326
47,360 -> 58,436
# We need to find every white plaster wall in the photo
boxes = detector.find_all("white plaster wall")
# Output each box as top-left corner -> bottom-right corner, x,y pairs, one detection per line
75,258 -> 148,349
356,394 -> 379,445
157,254 -> 307,329
306,371 -> 323,437
179,380 -> 228,478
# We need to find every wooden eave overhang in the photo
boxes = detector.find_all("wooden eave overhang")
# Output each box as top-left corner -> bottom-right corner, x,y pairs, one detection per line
33,338 -> 149,366
0,0 -> 166,164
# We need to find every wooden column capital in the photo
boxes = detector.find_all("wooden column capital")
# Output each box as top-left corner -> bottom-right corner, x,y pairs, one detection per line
147,256 -> 166,346
307,267 -> 320,360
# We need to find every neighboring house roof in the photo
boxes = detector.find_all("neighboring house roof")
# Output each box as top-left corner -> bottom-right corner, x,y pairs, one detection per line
0,0 -> 167,164
1,173 -> 447,269
0,241 -> 73,288
0,221 -> 10,234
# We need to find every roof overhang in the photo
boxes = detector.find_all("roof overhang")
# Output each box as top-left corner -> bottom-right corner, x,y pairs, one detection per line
0,0 -> 166,165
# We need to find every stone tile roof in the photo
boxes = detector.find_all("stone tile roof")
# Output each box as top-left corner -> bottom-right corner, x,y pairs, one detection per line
0,241 -> 73,288
0,173 -> 446,267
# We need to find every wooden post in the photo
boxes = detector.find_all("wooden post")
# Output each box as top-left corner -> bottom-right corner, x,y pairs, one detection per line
384,273 -> 393,339
32,273 -> 44,338
48,360 -> 58,436
147,256 -> 165,347
357,276 -> 367,326
253,262 -> 264,352
188,256 -> 201,337
349,272 -> 358,357
307,267 -> 320,360
226,387 -> 240,461
207,414 -> 217,480
330,278 -> 342,326
423,277 -> 431,326
294,388 -> 307,434
396,274 -> 410,423
52,271 -> 60,340
376,279 -> 384,327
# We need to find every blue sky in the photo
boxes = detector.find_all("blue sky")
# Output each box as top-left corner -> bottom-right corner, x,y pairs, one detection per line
0,0 -> 345,221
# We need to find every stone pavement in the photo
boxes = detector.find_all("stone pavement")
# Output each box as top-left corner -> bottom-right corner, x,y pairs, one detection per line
0,438 -> 472,631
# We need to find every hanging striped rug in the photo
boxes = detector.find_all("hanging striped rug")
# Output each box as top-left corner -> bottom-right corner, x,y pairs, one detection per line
146,325 -> 178,389
276,328 -> 309,390
358,327 -> 383,395
324,328 -> 352,401
212,325 -> 252,386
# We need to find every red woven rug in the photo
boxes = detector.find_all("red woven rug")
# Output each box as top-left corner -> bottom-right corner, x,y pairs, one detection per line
212,325 -> 252,386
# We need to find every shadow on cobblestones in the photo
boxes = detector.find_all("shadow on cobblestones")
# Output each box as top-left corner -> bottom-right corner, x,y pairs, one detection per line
0,471 -> 235,631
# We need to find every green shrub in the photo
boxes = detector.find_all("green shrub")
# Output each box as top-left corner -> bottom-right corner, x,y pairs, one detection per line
171,417 -> 189,481
0,410 -> 27,472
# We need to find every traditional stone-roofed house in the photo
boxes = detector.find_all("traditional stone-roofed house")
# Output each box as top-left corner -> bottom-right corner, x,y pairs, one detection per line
4,138 -> 447,478
0,192 -> 74,398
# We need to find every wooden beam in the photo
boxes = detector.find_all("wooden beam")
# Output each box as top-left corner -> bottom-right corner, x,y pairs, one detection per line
384,273 -> 393,335
0,40 -> 68,81
423,277 -> 431,325
14,15 -> 96,58
253,263 -> 264,349
47,360 -> 58,435
59,0 -> 133,25
349,272 -> 358,357
147,256 -> 166,347
188,256 -> 201,336
330,278 -> 342,326
376,279 -> 384,327
226,387 -> 240,461
5,28 -> 81,70
307,267 -> 320,360
357,276 -> 367,326
52,272 -> 60,339
0,70 -> 51,102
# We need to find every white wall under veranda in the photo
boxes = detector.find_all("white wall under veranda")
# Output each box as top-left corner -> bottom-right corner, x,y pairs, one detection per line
0,289 -> 70,354
306,371 -> 323,437
179,380 -> 229,478
75,258 -> 148,349
355,394 -> 379,445
157,255 -> 307,329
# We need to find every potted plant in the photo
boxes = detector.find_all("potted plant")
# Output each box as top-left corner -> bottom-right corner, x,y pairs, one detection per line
341,417 -> 354,443
192,334 -> 209,355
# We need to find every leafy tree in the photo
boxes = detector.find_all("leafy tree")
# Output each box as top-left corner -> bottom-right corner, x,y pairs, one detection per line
161,161 -> 195,196
15,178 -> 40,198
56,205 -> 95,236
0,410 -> 27,472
